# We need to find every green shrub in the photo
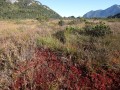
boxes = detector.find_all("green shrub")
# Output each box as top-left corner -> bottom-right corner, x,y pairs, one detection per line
65,26 -> 80,34
83,22 -> 112,37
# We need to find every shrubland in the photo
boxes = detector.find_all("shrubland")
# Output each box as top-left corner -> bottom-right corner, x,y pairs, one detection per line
0,18 -> 120,90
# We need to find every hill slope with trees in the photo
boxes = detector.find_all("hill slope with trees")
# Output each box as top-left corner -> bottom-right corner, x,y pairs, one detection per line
0,0 -> 61,19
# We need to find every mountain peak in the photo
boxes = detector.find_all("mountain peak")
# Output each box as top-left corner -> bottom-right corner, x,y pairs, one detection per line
113,4 -> 119,6
110,4 -> 120,8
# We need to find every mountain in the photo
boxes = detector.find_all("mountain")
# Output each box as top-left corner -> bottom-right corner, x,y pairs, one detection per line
108,13 -> 120,18
0,0 -> 61,19
83,4 -> 120,18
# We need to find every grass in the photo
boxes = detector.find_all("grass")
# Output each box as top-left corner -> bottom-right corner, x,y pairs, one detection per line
36,36 -> 63,50
0,18 -> 120,89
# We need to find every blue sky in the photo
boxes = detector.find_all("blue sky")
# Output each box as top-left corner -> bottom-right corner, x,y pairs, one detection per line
38,0 -> 120,17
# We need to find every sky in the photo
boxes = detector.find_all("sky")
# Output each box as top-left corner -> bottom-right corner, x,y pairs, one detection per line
38,0 -> 120,17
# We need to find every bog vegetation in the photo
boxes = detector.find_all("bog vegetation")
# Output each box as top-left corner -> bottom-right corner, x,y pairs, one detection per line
0,0 -> 120,90
0,18 -> 120,90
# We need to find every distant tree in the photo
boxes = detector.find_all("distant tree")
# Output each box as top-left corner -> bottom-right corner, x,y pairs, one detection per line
69,16 -> 75,19
77,16 -> 81,19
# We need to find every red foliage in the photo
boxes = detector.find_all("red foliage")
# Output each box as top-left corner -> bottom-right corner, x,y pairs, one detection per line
11,48 -> 120,90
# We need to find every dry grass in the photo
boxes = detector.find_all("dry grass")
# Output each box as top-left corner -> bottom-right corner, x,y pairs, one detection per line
0,19 -> 64,89
107,22 -> 120,34
0,19 -> 40,89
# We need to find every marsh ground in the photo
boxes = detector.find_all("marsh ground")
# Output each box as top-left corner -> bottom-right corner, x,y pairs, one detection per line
0,18 -> 120,90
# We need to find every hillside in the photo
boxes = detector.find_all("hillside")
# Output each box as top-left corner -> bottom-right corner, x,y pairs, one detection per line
0,0 -> 61,19
108,13 -> 120,18
83,4 -> 120,18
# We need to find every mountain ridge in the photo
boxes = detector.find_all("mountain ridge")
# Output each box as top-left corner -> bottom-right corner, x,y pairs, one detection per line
83,4 -> 120,18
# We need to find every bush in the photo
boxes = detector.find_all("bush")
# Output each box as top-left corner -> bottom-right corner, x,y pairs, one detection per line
58,20 -> 65,26
84,22 -> 112,37
53,31 -> 66,44
65,26 -> 80,34
66,26 -> 76,33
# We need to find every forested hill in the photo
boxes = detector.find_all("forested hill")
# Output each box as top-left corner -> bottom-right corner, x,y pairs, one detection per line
0,0 -> 61,19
